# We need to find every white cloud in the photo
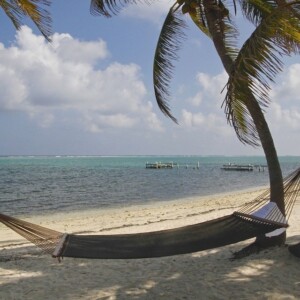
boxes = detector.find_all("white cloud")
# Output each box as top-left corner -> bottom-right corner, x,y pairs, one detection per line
84,113 -> 137,132
180,108 -> 231,136
269,63 -> 300,132
187,91 -> 203,107
51,32 -> 108,65
271,64 -> 300,103
271,103 -> 300,129
185,71 -> 228,112
179,70 -> 231,137
0,64 -> 28,110
1,25 -> 298,155
179,64 -> 300,154
196,72 -> 227,101
181,109 -> 205,127
122,1 -> 170,25
180,64 -> 300,153
0,26 -> 163,131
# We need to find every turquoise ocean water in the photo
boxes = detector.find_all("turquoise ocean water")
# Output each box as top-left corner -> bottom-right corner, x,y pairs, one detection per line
0,156 -> 299,216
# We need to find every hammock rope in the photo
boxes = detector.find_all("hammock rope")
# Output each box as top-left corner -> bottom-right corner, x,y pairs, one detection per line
1,167 -> 300,259
237,167 -> 300,222
0,213 -> 63,255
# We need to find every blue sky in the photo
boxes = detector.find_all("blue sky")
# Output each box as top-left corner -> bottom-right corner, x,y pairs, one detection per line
0,1 -> 299,156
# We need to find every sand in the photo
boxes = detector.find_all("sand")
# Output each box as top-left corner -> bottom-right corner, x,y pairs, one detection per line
0,188 -> 300,300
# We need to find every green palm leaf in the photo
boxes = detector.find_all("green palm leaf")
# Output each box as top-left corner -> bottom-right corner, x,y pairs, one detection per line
238,0 -> 276,25
218,4 -> 239,61
21,0 -> 52,41
153,7 -> 187,123
90,0 -> 138,17
225,3 -> 300,146
0,0 -> 52,41
188,1 -> 211,37
201,0 -> 239,64
0,0 -> 23,30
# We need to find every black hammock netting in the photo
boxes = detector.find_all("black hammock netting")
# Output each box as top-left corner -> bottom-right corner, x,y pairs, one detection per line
0,167 -> 300,260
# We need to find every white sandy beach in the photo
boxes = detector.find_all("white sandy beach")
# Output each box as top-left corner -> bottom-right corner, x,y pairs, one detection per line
0,188 -> 300,300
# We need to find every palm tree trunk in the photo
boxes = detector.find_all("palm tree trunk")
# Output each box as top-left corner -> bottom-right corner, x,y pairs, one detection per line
244,96 -> 286,247
243,95 -> 284,214
204,2 -> 285,248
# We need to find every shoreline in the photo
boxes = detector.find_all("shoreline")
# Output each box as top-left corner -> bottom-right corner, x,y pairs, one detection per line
1,187 -> 300,299
10,184 -> 269,218
1,186 -> 267,238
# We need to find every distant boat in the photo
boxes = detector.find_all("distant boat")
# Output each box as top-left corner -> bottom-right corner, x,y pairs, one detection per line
221,163 -> 254,171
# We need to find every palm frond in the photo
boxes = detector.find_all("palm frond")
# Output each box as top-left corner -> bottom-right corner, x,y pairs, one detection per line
153,7 -> 187,123
17,0 -> 52,41
188,1 -> 211,37
0,0 -> 23,30
202,0 -> 239,62
90,0 -> 138,17
220,4 -> 239,61
0,0 -> 52,41
275,3 -> 300,55
224,84 -> 261,146
238,0 -> 276,26
224,3 -> 300,146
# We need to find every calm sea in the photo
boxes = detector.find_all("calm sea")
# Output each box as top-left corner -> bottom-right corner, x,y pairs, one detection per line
0,156 -> 299,216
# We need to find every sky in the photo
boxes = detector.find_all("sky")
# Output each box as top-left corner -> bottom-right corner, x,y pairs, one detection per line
0,1 -> 299,156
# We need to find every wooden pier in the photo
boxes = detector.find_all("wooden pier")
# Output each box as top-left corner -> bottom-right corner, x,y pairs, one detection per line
145,161 -> 267,171
221,163 -> 267,171
145,162 -> 178,169
221,164 -> 254,171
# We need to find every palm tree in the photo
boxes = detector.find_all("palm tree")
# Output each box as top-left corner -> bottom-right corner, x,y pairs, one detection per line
0,0 -> 52,41
89,0 -> 300,250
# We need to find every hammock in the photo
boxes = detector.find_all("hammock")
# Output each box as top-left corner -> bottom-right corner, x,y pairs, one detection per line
1,168 -> 300,260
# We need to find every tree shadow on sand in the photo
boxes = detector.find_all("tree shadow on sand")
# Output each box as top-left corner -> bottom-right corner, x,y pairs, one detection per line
1,235 -> 300,300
